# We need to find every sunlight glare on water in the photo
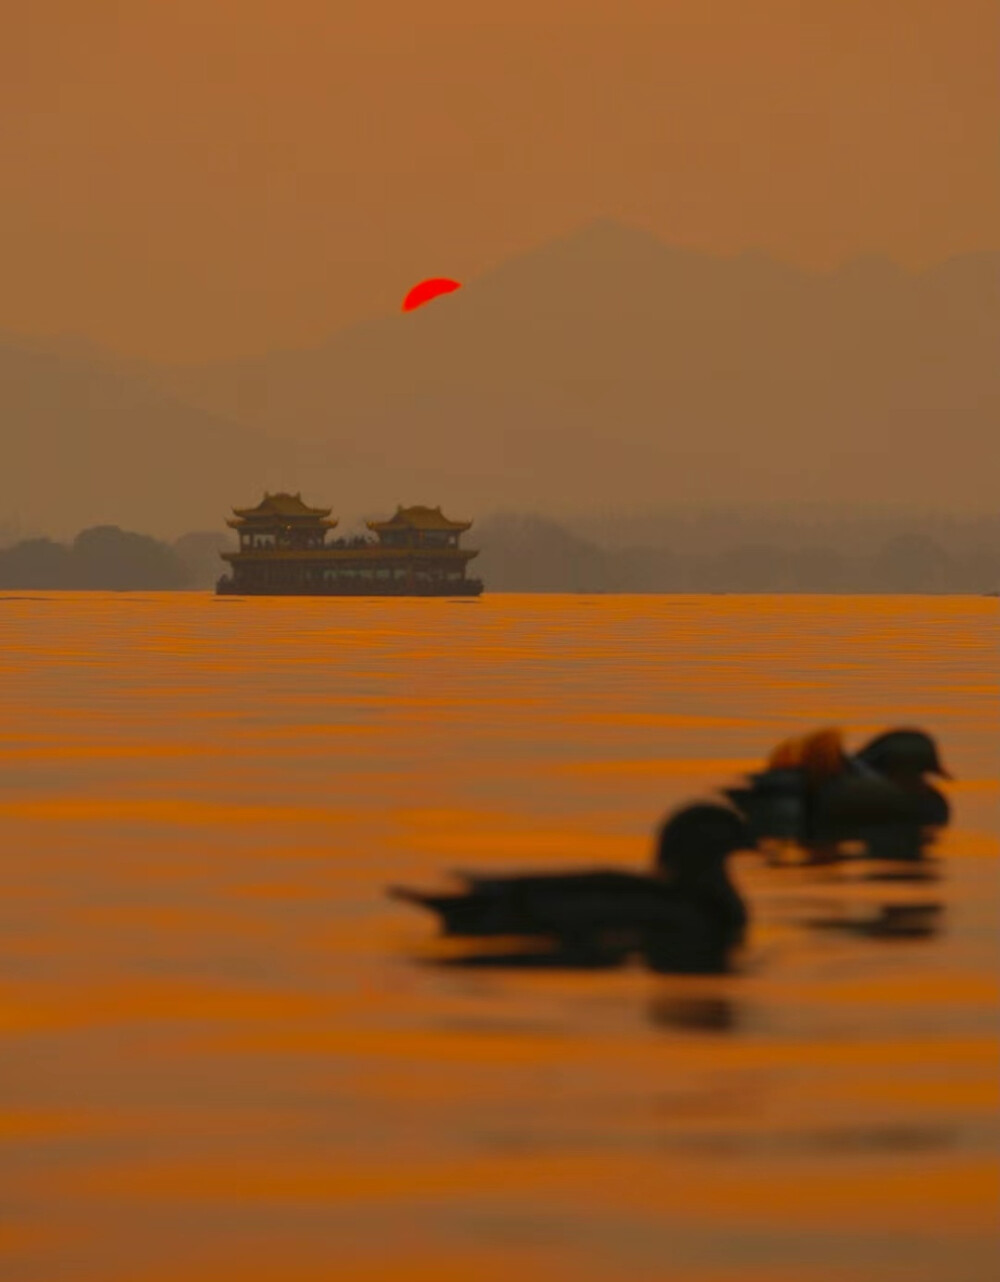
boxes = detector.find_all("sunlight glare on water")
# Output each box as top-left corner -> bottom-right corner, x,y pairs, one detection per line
0,593 -> 997,1281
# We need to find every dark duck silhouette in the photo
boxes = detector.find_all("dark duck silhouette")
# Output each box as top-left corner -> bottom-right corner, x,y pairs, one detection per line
725,726 -> 952,860
388,803 -> 753,973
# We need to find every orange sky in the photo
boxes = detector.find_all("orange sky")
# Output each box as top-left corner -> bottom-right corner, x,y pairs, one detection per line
1,1 -> 997,359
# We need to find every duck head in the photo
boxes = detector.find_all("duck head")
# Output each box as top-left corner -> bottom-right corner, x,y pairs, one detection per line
653,804 -> 753,953
855,729 -> 952,782
654,803 -> 753,877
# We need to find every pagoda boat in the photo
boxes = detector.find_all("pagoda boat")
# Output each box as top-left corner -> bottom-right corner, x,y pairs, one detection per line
216,493 -> 483,597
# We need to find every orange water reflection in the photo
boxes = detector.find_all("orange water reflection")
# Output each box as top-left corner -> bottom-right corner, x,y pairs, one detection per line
0,593 -> 996,1281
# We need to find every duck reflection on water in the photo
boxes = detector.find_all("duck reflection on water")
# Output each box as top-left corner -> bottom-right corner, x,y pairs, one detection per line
647,992 -> 741,1032
390,804 -> 753,974
805,900 -> 944,939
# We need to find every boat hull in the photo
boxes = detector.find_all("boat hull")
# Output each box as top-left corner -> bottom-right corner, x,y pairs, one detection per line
216,577 -> 483,598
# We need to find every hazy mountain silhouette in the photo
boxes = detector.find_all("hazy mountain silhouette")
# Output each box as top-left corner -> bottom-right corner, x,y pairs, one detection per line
154,220 -> 999,515
3,222 -> 997,537
475,513 -> 613,592
0,337 -> 282,537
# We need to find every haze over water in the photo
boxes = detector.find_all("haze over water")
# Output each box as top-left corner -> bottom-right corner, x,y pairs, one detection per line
1,593 -> 997,1281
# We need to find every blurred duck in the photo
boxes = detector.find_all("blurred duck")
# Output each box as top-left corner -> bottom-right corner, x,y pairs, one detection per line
388,803 -> 753,973
725,726 -> 952,858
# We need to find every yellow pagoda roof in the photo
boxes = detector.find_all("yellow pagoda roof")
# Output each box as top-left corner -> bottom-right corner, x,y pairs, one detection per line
367,504 -> 472,533
231,492 -> 336,523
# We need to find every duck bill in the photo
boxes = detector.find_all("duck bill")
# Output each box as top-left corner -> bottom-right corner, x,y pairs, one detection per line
930,751 -> 953,779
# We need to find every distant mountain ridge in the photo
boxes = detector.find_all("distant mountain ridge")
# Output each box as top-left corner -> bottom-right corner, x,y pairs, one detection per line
151,220 -> 999,515
2,221 -> 997,535
0,336 -> 283,537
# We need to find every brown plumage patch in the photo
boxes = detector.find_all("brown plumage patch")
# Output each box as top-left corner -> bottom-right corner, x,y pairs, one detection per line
767,727 -> 847,781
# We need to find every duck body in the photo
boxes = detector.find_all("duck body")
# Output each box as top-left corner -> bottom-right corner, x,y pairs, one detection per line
396,870 -> 684,937
389,804 -> 751,973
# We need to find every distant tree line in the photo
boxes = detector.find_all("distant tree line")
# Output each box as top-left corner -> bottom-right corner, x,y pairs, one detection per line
0,515 -> 996,593
0,527 -> 229,590
474,514 -> 1000,595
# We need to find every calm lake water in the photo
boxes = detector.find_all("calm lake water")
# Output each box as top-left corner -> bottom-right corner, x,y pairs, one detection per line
1,593 -> 997,1282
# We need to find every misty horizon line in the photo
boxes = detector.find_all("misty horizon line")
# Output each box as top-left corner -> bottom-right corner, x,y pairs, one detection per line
2,510 -> 997,595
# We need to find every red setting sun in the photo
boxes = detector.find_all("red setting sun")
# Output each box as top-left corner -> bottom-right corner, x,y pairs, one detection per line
401,277 -> 462,312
